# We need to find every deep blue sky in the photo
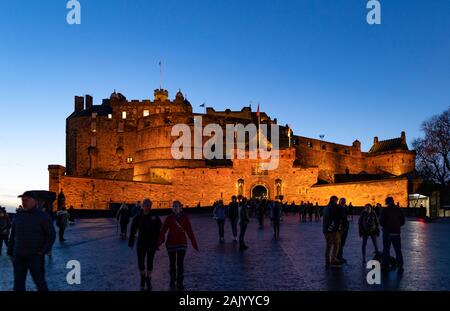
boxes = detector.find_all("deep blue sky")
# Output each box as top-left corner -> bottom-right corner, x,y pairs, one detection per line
0,0 -> 449,209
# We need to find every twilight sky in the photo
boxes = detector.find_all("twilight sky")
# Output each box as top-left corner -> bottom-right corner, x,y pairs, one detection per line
0,0 -> 449,210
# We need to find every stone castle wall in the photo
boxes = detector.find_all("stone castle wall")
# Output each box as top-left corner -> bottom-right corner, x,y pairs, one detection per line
309,178 -> 409,207
49,155 -> 410,210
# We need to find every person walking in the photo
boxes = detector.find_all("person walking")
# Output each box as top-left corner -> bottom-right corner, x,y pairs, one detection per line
68,205 -> 76,225
374,203 -> 382,218
308,202 -> 314,222
380,197 -> 405,273
132,201 -> 143,218
55,206 -> 70,242
129,198 -> 161,291
271,200 -> 282,240
302,202 -> 308,222
226,196 -> 239,242
298,201 -> 304,222
0,207 -> 11,255
348,202 -> 354,222
116,203 -> 131,238
238,197 -> 250,251
7,191 -> 56,291
359,204 -> 380,263
314,203 -> 320,222
213,200 -> 226,243
323,196 -> 341,268
159,201 -> 199,291
257,199 -> 265,229
336,198 -> 349,263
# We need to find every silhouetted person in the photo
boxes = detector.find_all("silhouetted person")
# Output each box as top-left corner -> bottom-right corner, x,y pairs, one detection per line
271,200 -> 282,240
159,201 -> 198,291
68,205 -> 75,225
323,196 -> 341,267
129,198 -> 161,291
132,201 -> 142,218
226,196 -> 239,242
348,202 -> 354,222
336,198 -> 349,263
0,207 -> 11,255
359,204 -> 380,262
238,198 -> 250,250
8,191 -> 55,291
302,202 -> 308,222
213,200 -> 226,242
308,203 -> 314,222
380,197 -> 405,273
374,203 -> 382,218
257,200 -> 265,228
116,203 -> 131,238
55,206 -> 69,242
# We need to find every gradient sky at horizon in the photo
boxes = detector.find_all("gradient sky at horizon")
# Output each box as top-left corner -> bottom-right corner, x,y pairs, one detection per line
0,0 -> 449,210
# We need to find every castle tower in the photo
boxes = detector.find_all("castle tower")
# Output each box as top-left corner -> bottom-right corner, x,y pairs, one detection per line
154,88 -> 169,101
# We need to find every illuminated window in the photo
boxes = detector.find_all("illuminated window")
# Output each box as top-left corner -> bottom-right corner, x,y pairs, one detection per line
108,114 -> 112,119
122,111 -> 127,119
126,157 -> 133,164
143,110 -> 150,117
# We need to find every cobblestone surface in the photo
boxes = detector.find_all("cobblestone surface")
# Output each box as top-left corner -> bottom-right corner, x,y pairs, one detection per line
1,213 -> 449,291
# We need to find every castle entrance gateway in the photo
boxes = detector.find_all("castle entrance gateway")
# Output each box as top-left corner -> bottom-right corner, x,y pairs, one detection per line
252,185 -> 268,199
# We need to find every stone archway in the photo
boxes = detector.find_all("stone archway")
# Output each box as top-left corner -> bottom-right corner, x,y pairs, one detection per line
251,185 -> 268,200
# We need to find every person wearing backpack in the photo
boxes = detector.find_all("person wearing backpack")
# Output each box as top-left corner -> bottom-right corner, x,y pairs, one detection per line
359,204 -> 380,263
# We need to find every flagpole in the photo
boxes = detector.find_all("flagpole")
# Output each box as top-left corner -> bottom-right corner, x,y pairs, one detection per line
159,60 -> 163,89
257,102 -> 260,150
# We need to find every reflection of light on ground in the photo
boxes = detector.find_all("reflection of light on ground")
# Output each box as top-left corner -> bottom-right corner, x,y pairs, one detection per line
409,221 -> 427,247
407,221 -> 428,272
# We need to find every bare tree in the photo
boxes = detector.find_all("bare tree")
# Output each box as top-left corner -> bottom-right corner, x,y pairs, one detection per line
412,107 -> 450,186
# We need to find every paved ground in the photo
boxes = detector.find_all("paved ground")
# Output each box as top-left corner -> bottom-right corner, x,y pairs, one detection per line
1,213 -> 449,291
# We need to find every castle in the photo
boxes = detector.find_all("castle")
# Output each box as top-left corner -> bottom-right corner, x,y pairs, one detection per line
48,88 -> 417,209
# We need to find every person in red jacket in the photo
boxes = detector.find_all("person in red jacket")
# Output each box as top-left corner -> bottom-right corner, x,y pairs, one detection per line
159,200 -> 199,291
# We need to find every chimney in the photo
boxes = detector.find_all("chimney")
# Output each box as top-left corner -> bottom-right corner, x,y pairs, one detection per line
401,131 -> 406,144
373,136 -> 379,145
74,96 -> 84,113
85,95 -> 93,110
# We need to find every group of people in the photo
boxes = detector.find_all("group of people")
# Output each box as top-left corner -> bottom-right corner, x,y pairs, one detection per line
323,195 -> 405,273
298,202 -> 321,222
4,190 -> 407,292
212,196 -> 284,245
117,199 -> 199,291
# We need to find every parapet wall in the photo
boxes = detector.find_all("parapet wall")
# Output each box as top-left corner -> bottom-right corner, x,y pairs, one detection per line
309,178 -> 409,207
